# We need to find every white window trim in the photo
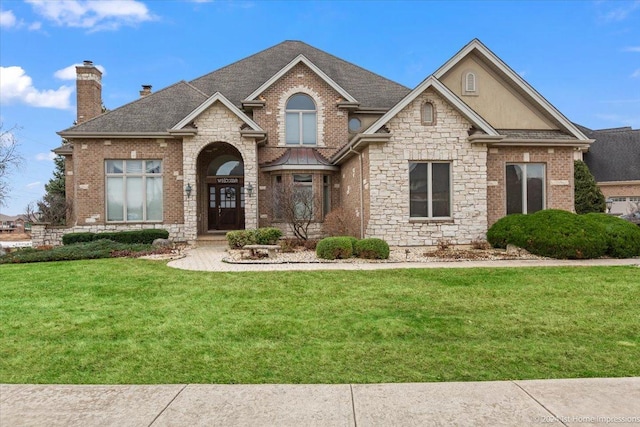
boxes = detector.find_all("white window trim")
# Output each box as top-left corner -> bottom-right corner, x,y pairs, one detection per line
506,163 -> 546,214
278,86 -> 324,147
409,161 -> 453,219
462,71 -> 478,96
105,159 -> 163,223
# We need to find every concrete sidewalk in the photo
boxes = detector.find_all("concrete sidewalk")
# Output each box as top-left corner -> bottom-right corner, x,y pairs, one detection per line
167,246 -> 640,272
2,378 -> 638,426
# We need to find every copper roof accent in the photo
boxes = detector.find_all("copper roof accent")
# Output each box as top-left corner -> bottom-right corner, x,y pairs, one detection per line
261,148 -> 334,167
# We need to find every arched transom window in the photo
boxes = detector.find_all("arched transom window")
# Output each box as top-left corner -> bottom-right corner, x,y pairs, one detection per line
286,93 -> 317,145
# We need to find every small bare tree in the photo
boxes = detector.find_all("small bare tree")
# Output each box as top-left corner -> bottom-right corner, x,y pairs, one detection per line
0,124 -> 24,207
273,180 -> 321,241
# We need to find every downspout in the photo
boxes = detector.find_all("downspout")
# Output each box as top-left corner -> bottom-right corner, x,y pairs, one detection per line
348,146 -> 365,238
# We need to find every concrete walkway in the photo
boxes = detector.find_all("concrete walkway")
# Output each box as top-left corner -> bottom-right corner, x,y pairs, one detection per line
2,378 -> 638,426
167,246 -> 640,272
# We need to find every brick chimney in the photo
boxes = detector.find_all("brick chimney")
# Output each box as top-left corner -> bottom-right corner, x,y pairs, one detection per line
76,60 -> 102,124
139,84 -> 152,97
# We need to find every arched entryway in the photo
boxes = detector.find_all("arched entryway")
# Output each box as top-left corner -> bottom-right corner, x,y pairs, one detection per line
197,142 -> 245,233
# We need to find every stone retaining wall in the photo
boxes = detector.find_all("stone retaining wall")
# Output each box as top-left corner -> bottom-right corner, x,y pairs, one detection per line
31,223 -> 188,247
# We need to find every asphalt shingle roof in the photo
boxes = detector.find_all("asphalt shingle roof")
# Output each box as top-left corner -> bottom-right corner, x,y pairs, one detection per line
62,41 -> 410,135
579,124 -> 640,182
62,81 -> 208,134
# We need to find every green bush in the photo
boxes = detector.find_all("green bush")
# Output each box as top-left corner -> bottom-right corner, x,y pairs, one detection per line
316,236 -> 354,260
62,229 -> 169,245
487,210 -> 608,259
583,213 -> 640,258
62,232 -> 95,245
354,238 -> 390,259
255,227 -> 283,245
226,230 -> 257,249
348,236 -> 360,256
0,240 -> 156,264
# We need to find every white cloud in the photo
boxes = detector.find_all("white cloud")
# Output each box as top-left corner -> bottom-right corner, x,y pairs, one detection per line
26,0 -> 155,32
623,46 -> 640,52
598,0 -> 640,23
28,21 -> 42,31
35,152 -> 56,162
26,182 -> 42,189
54,63 -> 106,80
0,9 -> 17,28
0,66 -> 73,109
631,69 -> 640,78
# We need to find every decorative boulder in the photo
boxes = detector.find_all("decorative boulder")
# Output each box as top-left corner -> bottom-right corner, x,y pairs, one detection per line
152,238 -> 172,248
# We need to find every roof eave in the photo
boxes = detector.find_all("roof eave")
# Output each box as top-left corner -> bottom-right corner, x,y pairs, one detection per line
57,131 -> 176,139
331,133 -> 392,165
261,164 -> 339,172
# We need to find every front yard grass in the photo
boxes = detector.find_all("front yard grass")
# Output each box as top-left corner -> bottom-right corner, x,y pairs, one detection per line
1,259 -> 638,384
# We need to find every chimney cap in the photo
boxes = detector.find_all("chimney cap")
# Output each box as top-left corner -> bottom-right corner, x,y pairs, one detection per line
142,84 -> 152,90
83,60 -> 93,66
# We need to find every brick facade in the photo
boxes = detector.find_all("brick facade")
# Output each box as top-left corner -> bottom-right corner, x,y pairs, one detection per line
486,146 -> 574,226
71,138 -> 184,227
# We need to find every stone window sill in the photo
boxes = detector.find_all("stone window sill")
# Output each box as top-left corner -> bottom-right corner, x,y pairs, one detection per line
409,218 -> 454,224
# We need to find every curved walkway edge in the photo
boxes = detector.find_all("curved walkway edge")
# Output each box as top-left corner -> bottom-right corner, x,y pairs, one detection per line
2,377 -> 638,426
167,246 -> 640,272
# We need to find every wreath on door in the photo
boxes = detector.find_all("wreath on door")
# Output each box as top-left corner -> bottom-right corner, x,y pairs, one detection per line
225,187 -> 236,199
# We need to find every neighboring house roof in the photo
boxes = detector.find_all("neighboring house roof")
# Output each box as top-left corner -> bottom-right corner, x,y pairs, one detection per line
580,124 -> 640,182
261,148 -> 338,172
0,214 -> 27,222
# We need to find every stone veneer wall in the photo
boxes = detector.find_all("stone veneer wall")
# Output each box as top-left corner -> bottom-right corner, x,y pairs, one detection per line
31,223 -> 188,247
486,146 -> 574,226
181,101 -> 258,241
366,89 -> 488,246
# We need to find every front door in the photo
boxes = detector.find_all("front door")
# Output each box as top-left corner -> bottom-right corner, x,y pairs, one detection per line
207,181 -> 245,230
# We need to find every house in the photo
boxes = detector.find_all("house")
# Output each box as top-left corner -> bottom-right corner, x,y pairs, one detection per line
580,125 -> 640,215
0,214 -> 28,234
34,39 -> 593,247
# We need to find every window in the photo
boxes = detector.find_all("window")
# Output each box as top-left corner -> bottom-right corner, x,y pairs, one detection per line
293,174 -> 313,219
323,175 -> 331,217
465,72 -> 476,92
273,175 -> 283,219
106,160 -> 163,222
348,117 -> 361,132
409,162 -> 451,218
422,102 -> 435,125
286,93 -> 317,145
506,163 -> 545,214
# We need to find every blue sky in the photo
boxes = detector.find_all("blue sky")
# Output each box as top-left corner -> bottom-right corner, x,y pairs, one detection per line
0,0 -> 639,216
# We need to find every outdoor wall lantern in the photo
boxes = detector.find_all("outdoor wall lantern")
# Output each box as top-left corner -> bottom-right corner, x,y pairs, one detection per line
185,183 -> 192,198
606,198 -> 613,213
246,182 -> 254,197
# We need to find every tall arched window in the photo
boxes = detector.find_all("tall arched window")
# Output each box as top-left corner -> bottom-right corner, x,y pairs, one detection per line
286,93 -> 317,145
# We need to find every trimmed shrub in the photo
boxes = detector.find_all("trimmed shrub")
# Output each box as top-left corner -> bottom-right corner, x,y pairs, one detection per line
584,213 -> 640,258
486,214 -> 528,249
316,236 -> 354,260
487,210 -> 608,259
226,230 -> 257,249
0,239 -> 156,264
62,229 -> 169,245
355,238 -> 390,259
62,232 -> 95,245
255,227 -> 283,245
348,236 -> 359,256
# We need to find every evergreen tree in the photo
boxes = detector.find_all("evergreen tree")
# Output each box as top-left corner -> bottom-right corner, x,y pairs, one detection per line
35,153 -> 70,224
574,160 -> 605,214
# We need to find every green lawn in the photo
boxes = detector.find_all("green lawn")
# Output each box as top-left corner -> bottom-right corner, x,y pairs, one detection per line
1,259 -> 638,384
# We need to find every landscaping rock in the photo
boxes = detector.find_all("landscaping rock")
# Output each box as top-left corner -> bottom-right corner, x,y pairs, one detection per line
152,238 -> 172,248
0,247 -> 6,257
